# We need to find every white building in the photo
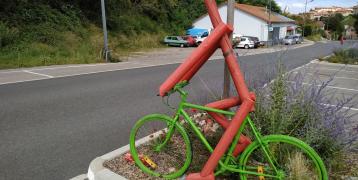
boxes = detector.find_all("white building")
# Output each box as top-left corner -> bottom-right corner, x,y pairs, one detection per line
308,6 -> 353,20
192,3 -> 297,43
354,5 -> 358,14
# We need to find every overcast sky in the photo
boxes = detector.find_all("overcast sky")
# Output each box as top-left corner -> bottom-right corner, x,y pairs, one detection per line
275,0 -> 358,14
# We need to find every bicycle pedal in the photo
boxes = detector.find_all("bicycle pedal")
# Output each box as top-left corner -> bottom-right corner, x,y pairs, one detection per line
257,166 -> 265,180
140,155 -> 157,169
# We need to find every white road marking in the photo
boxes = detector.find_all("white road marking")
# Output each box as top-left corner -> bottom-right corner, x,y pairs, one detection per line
0,62 -> 189,86
0,62 -> 132,74
320,103 -> 358,112
333,76 -> 358,81
0,78 -> 49,86
287,81 -> 358,92
311,60 -> 358,68
304,67 -> 358,73
262,61 -> 315,88
289,71 -> 358,81
23,70 -> 54,78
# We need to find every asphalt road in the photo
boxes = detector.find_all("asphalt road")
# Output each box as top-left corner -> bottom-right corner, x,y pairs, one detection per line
0,41 -> 354,180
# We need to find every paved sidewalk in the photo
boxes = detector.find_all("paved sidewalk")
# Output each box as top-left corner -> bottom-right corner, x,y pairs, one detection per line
0,41 -> 314,86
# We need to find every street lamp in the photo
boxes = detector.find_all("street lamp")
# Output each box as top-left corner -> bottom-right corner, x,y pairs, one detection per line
302,0 -> 314,37
267,0 -> 272,46
101,0 -> 110,62
223,0 -> 235,99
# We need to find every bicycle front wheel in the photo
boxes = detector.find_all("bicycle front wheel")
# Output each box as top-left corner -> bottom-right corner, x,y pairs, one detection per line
129,114 -> 192,179
239,135 -> 328,180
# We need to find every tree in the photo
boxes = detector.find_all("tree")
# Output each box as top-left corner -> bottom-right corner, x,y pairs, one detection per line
322,13 -> 344,34
237,0 -> 282,13
353,14 -> 358,33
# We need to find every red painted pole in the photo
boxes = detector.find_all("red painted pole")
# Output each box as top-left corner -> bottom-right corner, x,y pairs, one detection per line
159,23 -> 232,96
188,1 -> 255,179
204,0 -> 251,99
157,0 -> 257,179
205,97 -> 252,157
180,44 -> 219,82
200,100 -> 254,177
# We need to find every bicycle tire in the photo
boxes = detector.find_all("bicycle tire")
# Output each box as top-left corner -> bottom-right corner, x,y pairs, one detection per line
239,135 -> 328,180
129,114 -> 192,179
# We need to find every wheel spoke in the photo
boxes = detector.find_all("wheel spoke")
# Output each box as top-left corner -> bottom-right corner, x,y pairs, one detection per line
239,135 -> 328,180
129,114 -> 192,179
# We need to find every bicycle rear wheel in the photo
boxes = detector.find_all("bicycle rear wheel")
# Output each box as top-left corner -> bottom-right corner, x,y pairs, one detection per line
239,135 -> 328,180
129,114 -> 192,179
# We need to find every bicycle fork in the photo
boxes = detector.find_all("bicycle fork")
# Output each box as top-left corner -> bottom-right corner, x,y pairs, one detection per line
154,115 -> 179,152
247,118 -> 282,179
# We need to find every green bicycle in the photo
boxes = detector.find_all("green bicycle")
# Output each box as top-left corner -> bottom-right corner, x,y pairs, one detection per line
129,81 -> 328,179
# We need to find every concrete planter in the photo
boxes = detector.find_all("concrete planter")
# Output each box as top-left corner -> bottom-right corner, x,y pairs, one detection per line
87,145 -> 129,180
87,129 -> 167,180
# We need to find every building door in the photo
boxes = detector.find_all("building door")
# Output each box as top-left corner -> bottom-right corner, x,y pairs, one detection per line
273,27 -> 280,45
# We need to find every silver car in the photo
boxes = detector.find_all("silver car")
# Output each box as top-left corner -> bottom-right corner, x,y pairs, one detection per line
293,35 -> 303,44
282,35 -> 296,45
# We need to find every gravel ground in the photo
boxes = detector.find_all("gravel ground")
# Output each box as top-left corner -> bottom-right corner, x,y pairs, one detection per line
103,113 -> 235,180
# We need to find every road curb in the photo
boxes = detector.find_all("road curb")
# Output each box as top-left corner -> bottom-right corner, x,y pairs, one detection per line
87,145 -> 130,180
70,174 -> 88,180
87,129 -> 167,180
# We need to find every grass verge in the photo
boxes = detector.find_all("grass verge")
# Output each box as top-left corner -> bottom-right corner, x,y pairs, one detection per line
305,34 -> 322,42
0,24 -> 167,69
323,47 -> 358,65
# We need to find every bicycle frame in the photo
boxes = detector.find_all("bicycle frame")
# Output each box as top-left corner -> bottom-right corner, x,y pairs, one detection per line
166,89 -> 281,178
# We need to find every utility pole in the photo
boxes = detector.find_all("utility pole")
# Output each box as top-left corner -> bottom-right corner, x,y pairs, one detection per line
303,0 -> 313,37
101,0 -> 110,62
268,0 -> 272,45
302,0 -> 308,37
223,0 -> 235,98
265,0 -> 272,46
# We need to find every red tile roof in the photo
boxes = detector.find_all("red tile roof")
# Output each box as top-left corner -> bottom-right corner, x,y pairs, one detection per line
235,3 -> 295,23
193,3 -> 295,24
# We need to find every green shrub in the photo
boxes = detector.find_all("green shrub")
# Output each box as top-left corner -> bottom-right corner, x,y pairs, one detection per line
306,34 -> 321,41
326,48 -> 358,64
0,22 -> 19,47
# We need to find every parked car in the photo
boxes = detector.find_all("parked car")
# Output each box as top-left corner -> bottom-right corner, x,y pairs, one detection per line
282,35 -> 296,45
293,34 -> 303,44
195,31 -> 210,46
236,36 -> 255,49
259,41 -> 265,46
182,36 -> 196,47
242,36 -> 260,48
232,33 -> 242,47
163,36 -> 189,47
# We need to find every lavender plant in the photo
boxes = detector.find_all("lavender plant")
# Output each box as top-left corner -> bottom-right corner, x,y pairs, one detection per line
251,63 -> 358,177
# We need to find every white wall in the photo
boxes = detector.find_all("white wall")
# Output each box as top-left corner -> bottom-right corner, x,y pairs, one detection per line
193,6 -> 269,41
272,23 -> 297,38
192,5 -> 297,41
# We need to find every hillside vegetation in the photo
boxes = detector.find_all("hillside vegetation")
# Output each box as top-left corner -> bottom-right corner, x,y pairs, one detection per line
0,0 -> 281,69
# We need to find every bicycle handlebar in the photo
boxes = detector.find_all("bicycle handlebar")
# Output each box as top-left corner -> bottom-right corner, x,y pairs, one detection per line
173,81 -> 189,91
159,81 -> 189,97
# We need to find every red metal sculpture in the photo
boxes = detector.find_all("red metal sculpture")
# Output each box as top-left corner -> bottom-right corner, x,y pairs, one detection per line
159,1 -> 256,179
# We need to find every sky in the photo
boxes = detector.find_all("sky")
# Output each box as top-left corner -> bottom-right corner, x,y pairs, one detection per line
275,0 -> 358,14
